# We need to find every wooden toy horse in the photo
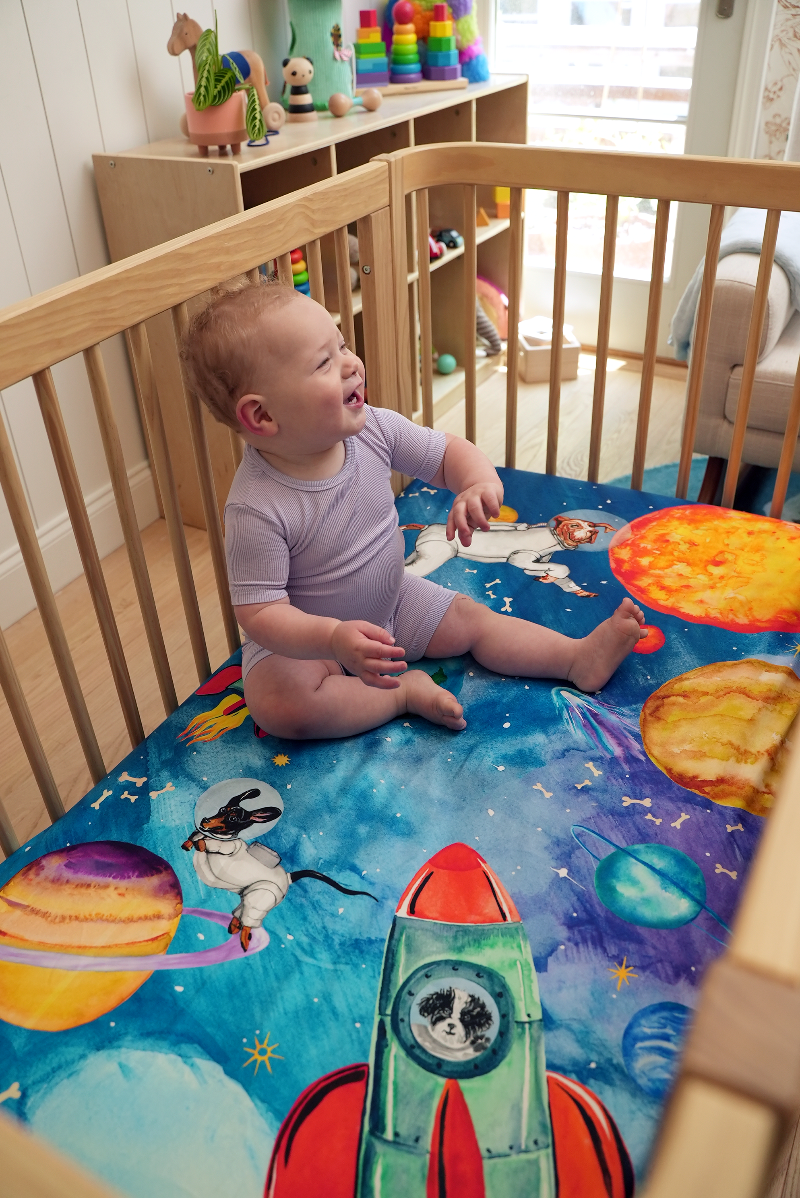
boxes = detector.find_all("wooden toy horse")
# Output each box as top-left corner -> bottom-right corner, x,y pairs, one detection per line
167,13 -> 269,109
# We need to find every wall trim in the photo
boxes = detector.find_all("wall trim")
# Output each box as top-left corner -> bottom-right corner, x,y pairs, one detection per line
0,460 -> 159,630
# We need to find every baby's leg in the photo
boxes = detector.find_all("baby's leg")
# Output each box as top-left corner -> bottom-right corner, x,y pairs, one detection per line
244,653 -> 465,740
425,595 -> 646,692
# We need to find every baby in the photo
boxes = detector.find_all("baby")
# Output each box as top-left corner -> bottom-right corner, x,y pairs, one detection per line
182,281 -> 646,739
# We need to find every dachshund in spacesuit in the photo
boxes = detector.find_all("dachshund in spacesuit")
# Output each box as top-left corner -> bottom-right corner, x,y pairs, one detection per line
403,515 -> 616,597
182,788 -> 375,952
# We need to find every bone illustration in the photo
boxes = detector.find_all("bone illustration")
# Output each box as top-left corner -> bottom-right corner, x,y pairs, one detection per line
0,1081 -> 21,1103
584,762 -> 603,777
464,568 -> 477,573
621,796 -> 651,808
121,791 -> 138,803
420,487 -> 437,495
532,782 -> 553,798
645,813 -> 662,825
726,823 -> 744,833
486,591 -> 497,599
90,788 -> 113,811
501,597 -> 513,612
403,515 -> 616,597
575,780 -> 592,790
671,813 -> 690,829
715,864 -> 738,879
486,579 -> 501,588
150,782 -> 176,799
119,771 -> 147,787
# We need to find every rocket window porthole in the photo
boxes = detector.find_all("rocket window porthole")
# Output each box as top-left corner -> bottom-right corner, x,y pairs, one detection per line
391,960 -> 514,1079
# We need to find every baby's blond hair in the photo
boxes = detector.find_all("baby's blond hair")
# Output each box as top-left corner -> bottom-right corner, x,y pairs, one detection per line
180,280 -> 300,429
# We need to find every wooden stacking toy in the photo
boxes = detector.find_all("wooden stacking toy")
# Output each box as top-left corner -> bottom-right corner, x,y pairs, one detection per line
355,9 -> 389,89
390,1 -> 422,84
424,2 -> 461,82
290,248 -> 310,295
328,90 -> 383,117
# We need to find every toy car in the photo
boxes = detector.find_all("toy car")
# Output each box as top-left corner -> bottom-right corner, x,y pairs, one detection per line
428,234 -> 446,261
432,227 -> 463,249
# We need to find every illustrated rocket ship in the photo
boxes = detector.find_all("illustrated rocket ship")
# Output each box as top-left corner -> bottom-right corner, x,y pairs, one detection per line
265,844 -> 633,1198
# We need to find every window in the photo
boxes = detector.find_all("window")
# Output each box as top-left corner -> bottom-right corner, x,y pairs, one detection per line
495,0 -> 699,278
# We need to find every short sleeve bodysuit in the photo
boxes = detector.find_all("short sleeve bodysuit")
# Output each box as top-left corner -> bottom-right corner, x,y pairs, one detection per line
225,406 -> 457,678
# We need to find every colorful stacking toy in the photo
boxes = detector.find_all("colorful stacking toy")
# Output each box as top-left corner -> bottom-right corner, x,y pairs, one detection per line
290,248 -> 310,295
424,3 -> 461,82
390,1 -> 422,84
355,9 -> 389,89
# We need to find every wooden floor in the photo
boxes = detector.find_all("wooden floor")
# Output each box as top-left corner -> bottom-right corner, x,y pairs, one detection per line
0,355 -> 688,853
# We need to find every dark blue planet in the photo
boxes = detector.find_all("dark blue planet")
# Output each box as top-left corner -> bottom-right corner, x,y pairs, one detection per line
622,1002 -> 693,1099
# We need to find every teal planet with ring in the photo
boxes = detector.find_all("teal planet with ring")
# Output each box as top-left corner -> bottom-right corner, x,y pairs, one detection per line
572,826 -> 730,935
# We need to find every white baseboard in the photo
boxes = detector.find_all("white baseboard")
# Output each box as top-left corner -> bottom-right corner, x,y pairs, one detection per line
0,460 -> 160,631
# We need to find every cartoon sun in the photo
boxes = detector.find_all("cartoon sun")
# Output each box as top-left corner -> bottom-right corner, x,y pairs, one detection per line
608,957 -> 638,991
272,754 -> 290,767
243,1031 -> 283,1075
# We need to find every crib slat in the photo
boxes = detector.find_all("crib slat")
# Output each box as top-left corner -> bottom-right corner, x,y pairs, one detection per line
229,427 -> 244,468
676,204 -> 725,500
306,238 -> 325,305
0,624 -> 63,827
588,195 -> 618,483
128,322 -> 211,684
504,188 -> 524,469
546,191 -> 569,475
334,226 -> 356,351
415,189 -> 434,428
172,304 -> 241,656
722,209 -> 782,508
246,268 -> 259,286
0,407 -> 105,783
276,252 -> 294,289
33,368 -> 144,747
0,795 -> 19,858
769,353 -> 800,519
631,198 -> 670,491
463,185 -> 478,444
83,344 -> 177,715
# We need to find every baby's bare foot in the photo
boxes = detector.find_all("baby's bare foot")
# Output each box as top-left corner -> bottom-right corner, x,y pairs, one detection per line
402,668 -> 466,730
568,598 -> 646,692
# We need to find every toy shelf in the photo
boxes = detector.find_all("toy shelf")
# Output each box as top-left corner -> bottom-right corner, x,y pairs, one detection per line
94,75 -> 528,529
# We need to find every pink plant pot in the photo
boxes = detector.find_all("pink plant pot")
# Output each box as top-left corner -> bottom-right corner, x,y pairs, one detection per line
184,91 -> 247,149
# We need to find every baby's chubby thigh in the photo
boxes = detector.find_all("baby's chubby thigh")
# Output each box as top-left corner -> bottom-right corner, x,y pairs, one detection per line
243,653 -> 343,738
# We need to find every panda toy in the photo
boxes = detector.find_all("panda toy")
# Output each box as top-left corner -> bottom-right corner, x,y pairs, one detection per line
282,56 -> 316,122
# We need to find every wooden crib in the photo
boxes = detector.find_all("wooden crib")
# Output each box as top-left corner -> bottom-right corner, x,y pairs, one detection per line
2,142 -> 800,1198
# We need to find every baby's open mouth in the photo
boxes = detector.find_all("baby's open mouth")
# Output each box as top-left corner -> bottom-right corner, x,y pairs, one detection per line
344,384 -> 364,408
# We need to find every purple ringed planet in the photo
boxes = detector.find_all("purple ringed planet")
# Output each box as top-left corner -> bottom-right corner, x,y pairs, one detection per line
0,908 -> 268,971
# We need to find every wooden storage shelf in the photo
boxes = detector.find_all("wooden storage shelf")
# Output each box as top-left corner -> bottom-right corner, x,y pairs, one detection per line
94,75 -> 528,529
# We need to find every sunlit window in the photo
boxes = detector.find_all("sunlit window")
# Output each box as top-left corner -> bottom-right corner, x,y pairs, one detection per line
496,0 -> 699,278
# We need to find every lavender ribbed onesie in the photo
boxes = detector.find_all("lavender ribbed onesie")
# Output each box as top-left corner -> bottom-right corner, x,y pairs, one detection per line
225,406 -> 457,679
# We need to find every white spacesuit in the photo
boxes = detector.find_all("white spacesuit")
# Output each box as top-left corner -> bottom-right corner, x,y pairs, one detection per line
404,519 -> 609,596
187,828 -> 291,928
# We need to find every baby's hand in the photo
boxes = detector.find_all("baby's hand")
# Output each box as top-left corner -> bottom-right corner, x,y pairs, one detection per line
447,482 -> 504,547
331,621 -> 407,690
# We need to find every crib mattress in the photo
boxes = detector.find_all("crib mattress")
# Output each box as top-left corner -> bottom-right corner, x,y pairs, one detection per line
2,468 -> 799,1197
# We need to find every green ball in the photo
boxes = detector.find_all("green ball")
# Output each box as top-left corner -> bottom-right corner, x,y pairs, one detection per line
437,353 -> 457,375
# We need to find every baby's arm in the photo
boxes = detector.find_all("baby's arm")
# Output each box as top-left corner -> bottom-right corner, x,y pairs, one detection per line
428,433 -> 504,547
235,598 -> 408,690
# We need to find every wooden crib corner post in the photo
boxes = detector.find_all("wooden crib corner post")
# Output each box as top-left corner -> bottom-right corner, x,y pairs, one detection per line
357,207 -> 400,418
379,154 -> 413,421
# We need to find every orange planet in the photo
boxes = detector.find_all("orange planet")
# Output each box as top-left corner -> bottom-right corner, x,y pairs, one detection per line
609,505 -> 800,632
640,659 -> 800,817
0,841 -> 181,1031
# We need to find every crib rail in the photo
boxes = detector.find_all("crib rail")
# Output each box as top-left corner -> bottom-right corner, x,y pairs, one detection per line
384,143 -> 800,518
2,142 -> 800,1198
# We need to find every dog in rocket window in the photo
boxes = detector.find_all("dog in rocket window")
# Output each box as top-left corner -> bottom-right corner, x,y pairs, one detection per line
403,515 -> 616,597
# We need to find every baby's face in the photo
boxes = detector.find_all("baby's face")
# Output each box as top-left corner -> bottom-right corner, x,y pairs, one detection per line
243,298 -> 366,453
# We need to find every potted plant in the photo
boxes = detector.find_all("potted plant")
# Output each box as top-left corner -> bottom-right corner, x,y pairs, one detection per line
184,14 -> 266,156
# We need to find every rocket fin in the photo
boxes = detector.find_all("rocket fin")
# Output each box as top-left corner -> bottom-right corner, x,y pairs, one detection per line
264,1063 -> 368,1198
426,1078 -> 486,1198
547,1071 -> 634,1198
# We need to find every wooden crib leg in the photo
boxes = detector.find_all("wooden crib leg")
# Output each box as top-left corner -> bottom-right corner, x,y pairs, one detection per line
698,456 -> 725,504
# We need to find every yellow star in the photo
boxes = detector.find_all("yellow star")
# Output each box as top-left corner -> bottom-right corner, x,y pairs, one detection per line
242,1031 -> 283,1075
792,642 -> 800,658
608,956 -> 638,991
272,754 -> 290,767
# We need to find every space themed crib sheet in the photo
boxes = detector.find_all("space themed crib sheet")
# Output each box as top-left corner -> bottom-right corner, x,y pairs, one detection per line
3,468 -> 800,1198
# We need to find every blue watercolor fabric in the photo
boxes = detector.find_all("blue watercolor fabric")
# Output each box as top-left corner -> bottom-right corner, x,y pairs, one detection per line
1,469 -> 790,1197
